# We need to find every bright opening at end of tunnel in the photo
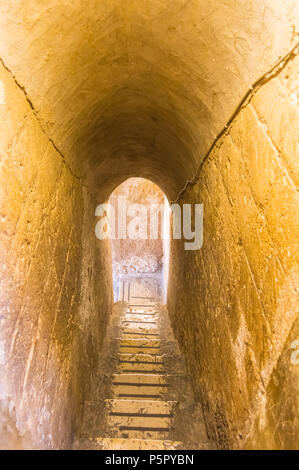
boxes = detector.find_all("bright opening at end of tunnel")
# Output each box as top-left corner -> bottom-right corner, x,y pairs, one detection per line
108,178 -> 170,303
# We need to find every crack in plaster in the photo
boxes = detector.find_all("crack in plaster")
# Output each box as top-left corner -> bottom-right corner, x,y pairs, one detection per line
0,57 -> 82,183
172,42 -> 299,204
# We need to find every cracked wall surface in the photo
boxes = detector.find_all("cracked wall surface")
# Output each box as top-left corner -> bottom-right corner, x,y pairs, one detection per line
168,54 -> 299,449
0,61 -> 113,449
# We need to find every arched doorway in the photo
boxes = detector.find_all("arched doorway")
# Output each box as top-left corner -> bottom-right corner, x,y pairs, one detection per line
108,177 -> 170,304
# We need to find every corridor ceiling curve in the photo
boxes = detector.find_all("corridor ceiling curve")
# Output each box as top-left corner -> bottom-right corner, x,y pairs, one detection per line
0,0 -> 297,200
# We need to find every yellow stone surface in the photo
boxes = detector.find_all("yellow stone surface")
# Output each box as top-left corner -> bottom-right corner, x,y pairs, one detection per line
93,437 -> 183,450
168,55 -> 299,449
0,0 -> 297,450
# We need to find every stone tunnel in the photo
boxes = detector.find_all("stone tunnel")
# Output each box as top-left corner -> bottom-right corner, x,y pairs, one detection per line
0,0 -> 298,450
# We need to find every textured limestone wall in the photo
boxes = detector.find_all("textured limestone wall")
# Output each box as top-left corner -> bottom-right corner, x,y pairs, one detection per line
0,62 -> 113,449
168,55 -> 299,449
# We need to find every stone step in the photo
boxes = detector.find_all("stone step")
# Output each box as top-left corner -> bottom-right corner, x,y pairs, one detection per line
111,373 -> 170,399
125,312 -> 157,316
113,374 -> 167,384
118,346 -> 161,354
126,304 -> 158,312
115,429 -> 170,440
126,314 -> 156,318
118,361 -> 165,373
122,322 -> 158,329
127,304 -> 156,309
105,398 -> 176,439
121,327 -> 158,335
121,320 -> 158,326
118,353 -> 164,363
119,338 -> 161,348
120,327 -> 159,335
97,437 -> 182,450
73,437 -> 184,450
126,312 -> 157,317
120,332 -> 159,339
124,310 -> 158,315
123,317 -> 158,324
105,398 -> 176,415
111,383 -> 168,399
108,414 -> 172,430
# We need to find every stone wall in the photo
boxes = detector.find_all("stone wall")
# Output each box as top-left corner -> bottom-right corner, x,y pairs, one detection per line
0,61 -> 113,449
168,54 -> 299,449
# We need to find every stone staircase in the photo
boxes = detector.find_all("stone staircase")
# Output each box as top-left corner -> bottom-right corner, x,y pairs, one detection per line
73,300 -> 212,450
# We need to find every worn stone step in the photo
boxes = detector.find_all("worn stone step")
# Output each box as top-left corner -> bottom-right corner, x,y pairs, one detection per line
118,361 -> 165,373
121,332 -> 159,339
126,306 -> 149,310
105,399 -> 176,415
118,353 -> 164,363
125,312 -> 157,316
123,312 -> 157,317
128,304 -> 156,309
121,321 -> 158,328
104,400 -> 174,436
123,318 -> 158,325
124,312 -> 157,318
118,346 -> 161,354
116,429 -> 170,440
120,326 -> 159,335
120,322 -> 160,336
126,312 -> 157,318
111,384 -> 168,399
73,437 -> 184,450
94,437 -> 182,450
119,338 -> 161,348
112,375 -> 169,399
122,318 -> 158,325
109,414 -> 172,430
113,374 -> 167,384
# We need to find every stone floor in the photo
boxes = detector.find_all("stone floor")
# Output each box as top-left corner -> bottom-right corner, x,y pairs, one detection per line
73,279 -> 213,450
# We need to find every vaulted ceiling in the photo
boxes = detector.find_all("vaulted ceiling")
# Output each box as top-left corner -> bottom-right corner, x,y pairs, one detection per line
0,0 -> 297,199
